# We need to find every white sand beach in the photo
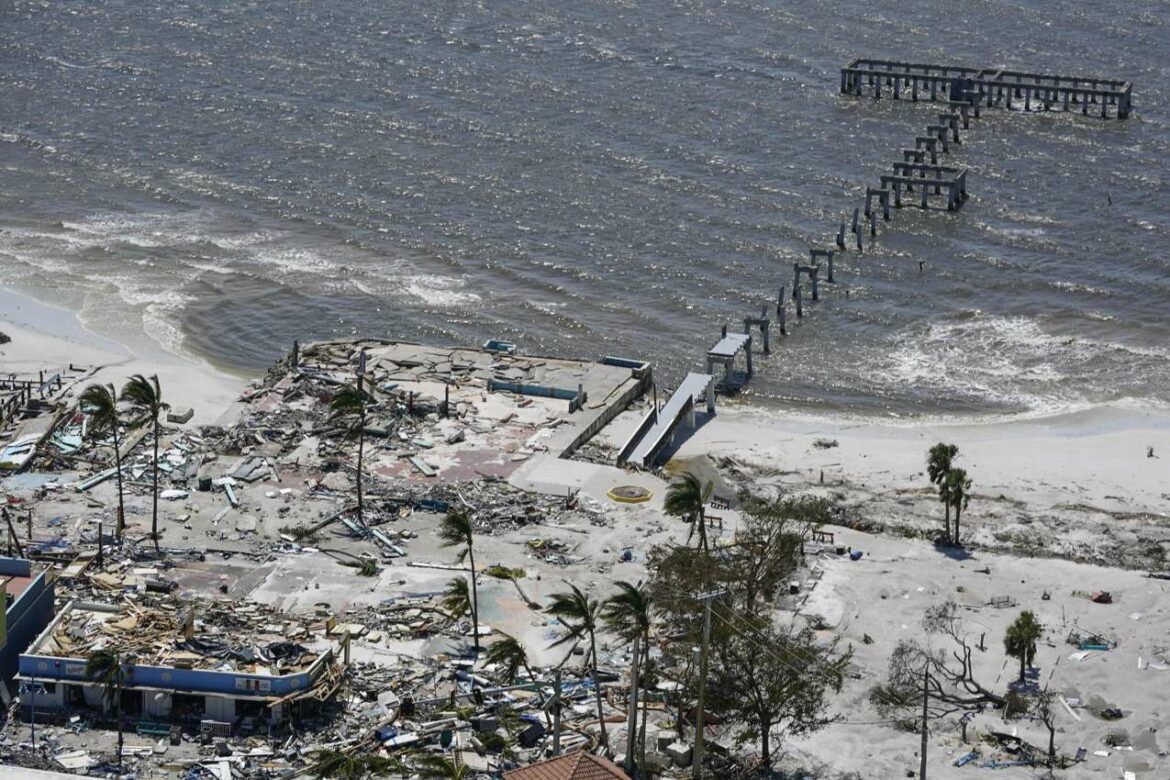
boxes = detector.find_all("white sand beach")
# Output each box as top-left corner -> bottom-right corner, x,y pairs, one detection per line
1,288 -> 244,426
672,404 -> 1170,569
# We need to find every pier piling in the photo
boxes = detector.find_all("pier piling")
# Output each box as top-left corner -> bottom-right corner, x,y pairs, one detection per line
811,249 -> 836,283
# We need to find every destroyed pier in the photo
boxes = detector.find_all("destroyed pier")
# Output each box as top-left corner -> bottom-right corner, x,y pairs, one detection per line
840,58 -> 1133,119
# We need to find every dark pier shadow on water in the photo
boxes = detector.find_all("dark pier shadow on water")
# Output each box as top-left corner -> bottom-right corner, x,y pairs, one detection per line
655,410 -> 717,464
713,370 -> 751,396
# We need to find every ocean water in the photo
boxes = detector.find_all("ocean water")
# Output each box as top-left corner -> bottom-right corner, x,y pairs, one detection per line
1,0 -> 1168,419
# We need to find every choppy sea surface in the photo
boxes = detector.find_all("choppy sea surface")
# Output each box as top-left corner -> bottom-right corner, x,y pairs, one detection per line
1,0 -> 1169,419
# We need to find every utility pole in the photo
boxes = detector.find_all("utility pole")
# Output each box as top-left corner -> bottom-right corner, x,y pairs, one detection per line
693,590 -> 723,780
552,668 -> 562,757
3,508 -> 24,558
625,635 -> 641,777
920,666 -> 929,779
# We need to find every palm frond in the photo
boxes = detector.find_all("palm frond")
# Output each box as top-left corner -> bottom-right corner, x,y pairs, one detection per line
545,584 -> 599,648
330,385 -> 367,416
602,580 -> 652,644
80,383 -> 118,433
484,634 -> 529,682
441,576 -> 472,619
120,374 -> 167,419
86,649 -> 126,706
438,510 -> 473,548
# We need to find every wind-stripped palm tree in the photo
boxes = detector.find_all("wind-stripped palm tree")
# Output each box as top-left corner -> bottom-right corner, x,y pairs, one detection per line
439,510 -> 479,653
944,467 -> 972,545
330,384 -> 370,526
121,375 -> 169,551
86,649 -> 129,768
927,442 -> 959,542
603,580 -> 655,768
311,748 -> 399,779
664,471 -> 714,552
484,634 -> 552,729
80,383 -> 126,539
484,633 -> 536,684
546,583 -> 607,749
441,576 -> 472,623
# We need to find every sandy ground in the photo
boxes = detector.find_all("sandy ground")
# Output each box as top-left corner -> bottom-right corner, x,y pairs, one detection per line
1,288 -> 244,427
672,404 -> 1170,570
789,526 -> 1169,779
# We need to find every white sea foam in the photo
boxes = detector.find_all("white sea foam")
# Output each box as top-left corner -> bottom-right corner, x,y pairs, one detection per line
84,271 -> 196,357
249,247 -> 332,275
403,274 -> 481,306
60,211 -> 220,248
883,312 -> 1170,416
0,232 -> 73,274
885,315 -> 1078,413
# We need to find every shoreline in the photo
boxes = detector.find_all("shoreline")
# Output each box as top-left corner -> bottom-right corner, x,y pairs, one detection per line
680,401 -> 1170,513
5,284 -> 1167,529
0,287 -> 245,427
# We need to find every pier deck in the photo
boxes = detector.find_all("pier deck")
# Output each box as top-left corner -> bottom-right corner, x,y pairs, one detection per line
625,372 -> 715,469
841,58 -> 1132,119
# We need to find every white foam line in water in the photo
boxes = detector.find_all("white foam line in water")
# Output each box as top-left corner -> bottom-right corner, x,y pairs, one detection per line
403,274 -> 481,306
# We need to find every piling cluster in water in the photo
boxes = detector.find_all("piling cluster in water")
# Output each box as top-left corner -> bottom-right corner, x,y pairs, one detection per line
704,59 -> 1133,394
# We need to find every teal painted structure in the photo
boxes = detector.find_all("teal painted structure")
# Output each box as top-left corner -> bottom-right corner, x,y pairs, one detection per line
0,557 -> 54,694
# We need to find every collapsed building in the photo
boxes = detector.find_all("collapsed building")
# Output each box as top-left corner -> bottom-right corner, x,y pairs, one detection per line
16,598 -> 346,731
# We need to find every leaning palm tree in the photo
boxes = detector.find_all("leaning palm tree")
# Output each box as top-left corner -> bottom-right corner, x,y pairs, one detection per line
80,383 -> 126,539
121,375 -> 169,551
945,467 -> 972,545
1004,610 -> 1043,684
927,442 -> 959,542
602,581 -> 654,767
86,649 -> 129,768
664,471 -> 713,552
484,633 -> 535,684
439,510 -> 480,653
484,634 -> 552,730
330,384 -> 369,527
546,583 -> 607,749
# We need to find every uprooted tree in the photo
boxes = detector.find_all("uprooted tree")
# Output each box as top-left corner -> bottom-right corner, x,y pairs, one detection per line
871,601 -> 1005,729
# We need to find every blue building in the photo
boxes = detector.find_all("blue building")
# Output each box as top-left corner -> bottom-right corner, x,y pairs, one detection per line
18,599 -> 346,731
0,557 -> 55,696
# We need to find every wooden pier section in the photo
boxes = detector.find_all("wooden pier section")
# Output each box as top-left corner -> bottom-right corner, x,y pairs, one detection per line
840,59 -> 1132,119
